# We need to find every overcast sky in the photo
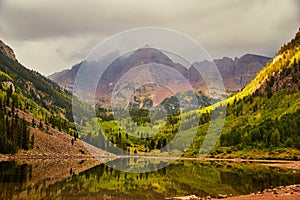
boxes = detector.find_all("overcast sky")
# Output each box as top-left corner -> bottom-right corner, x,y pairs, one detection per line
0,0 -> 299,75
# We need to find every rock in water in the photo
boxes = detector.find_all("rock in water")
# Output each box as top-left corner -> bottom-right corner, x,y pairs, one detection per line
165,194 -> 201,200
217,194 -> 228,198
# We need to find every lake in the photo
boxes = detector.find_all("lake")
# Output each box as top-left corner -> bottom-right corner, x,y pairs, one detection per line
1,158 -> 299,199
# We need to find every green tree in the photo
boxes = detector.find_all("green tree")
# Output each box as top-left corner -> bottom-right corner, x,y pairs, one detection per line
149,140 -> 156,150
270,129 -> 280,147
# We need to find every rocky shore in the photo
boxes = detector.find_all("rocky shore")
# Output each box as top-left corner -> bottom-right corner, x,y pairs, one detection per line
224,184 -> 300,200
166,184 -> 300,200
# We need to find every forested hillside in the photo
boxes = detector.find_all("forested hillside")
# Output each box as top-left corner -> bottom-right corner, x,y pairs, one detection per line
205,28 -> 300,159
0,49 -> 73,120
0,41 -> 77,154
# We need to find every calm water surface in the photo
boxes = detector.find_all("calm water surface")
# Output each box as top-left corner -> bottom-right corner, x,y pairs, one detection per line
0,158 -> 300,199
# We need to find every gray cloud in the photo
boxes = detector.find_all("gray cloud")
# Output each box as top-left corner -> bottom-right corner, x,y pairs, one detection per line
0,0 -> 299,75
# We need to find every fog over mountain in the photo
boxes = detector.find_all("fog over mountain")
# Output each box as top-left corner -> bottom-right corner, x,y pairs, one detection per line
0,0 -> 298,75
49,47 -> 271,106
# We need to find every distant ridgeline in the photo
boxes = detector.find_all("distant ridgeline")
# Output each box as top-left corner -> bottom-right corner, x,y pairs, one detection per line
0,40 -> 77,154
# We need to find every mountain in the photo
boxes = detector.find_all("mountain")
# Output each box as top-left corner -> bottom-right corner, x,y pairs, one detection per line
198,28 -> 300,159
49,49 -> 271,105
48,25 -> 299,160
48,62 -> 82,92
4,28 -> 297,159
0,42 -> 74,121
77,28 -> 300,160
214,54 -> 271,91
0,40 -> 17,62
0,40 -> 85,155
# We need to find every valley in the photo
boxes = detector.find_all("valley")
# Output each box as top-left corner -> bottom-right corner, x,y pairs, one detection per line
0,22 -> 299,200
1,29 -> 300,160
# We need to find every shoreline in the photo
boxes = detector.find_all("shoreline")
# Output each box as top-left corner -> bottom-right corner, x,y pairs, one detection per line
1,154 -> 300,163
212,184 -> 300,200
167,184 -> 300,200
1,154 -> 300,170
1,154 -> 299,162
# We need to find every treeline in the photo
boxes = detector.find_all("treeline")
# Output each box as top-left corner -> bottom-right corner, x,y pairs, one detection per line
82,129 -> 169,154
221,87 -> 300,150
220,109 -> 300,149
92,105 -> 214,154
0,89 -> 33,154
94,107 -> 179,153
129,109 -> 151,126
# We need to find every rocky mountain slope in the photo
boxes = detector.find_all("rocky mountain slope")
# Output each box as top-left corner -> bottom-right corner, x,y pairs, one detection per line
0,40 -> 17,61
215,54 -> 271,91
48,62 -> 82,92
49,49 -> 271,105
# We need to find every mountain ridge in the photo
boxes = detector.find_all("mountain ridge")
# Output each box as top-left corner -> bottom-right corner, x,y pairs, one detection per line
49,50 -> 271,105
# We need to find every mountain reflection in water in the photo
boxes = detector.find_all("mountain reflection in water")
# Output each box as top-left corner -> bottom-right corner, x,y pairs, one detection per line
0,158 -> 299,199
